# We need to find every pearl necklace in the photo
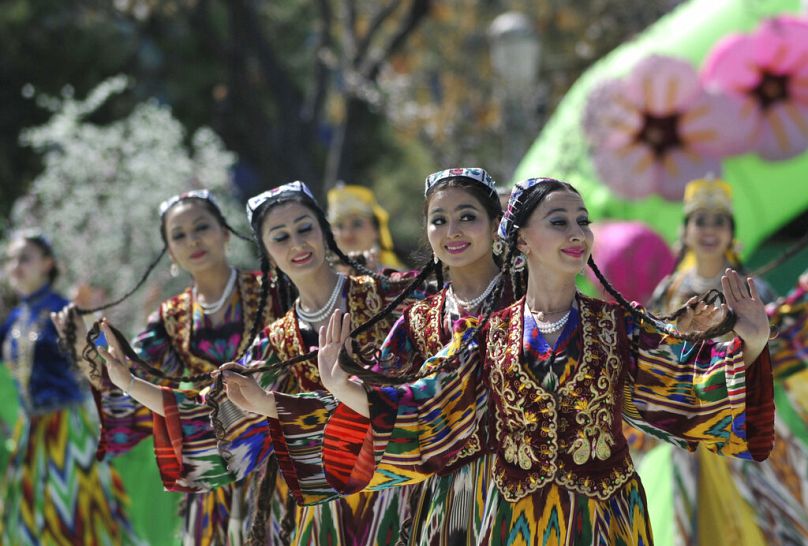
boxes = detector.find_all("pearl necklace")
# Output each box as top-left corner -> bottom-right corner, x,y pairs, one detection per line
448,273 -> 501,310
193,268 -> 237,315
295,274 -> 346,324
529,308 -> 571,334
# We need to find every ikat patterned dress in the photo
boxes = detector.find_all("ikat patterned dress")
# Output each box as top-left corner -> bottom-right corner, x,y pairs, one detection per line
273,294 -> 775,546
637,273 -> 807,546
155,275 -> 422,546
0,285 -> 140,546
94,270 -> 278,546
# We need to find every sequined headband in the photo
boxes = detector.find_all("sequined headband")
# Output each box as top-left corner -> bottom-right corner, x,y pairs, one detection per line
497,177 -> 559,240
246,181 -> 317,225
424,167 -> 496,197
158,189 -> 216,217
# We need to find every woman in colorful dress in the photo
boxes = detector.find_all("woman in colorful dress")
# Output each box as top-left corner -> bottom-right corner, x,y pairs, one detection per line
1,231 -> 139,545
327,183 -> 406,271
306,177 -> 776,545
54,190 -> 280,546
249,168 -> 512,546
95,181 -> 422,545
636,178 -> 807,546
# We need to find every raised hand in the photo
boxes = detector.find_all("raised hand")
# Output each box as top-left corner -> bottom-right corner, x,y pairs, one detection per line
317,310 -> 352,394
221,370 -> 276,418
676,296 -> 726,335
96,321 -> 134,391
721,269 -> 769,364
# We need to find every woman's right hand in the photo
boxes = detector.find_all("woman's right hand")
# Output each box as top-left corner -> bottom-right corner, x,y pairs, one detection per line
317,310 -> 370,418
317,310 -> 353,395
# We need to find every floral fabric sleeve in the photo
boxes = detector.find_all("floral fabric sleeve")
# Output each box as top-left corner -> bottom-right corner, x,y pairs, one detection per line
623,310 -> 775,462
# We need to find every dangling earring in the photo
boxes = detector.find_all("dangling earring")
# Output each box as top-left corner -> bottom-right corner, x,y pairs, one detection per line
433,254 -> 439,264
269,267 -> 278,289
326,250 -> 339,268
170,263 -> 180,278
492,239 -> 505,256
511,253 -> 527,273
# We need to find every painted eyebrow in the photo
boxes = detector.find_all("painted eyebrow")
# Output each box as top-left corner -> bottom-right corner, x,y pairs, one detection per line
269,214 -> 314,232
543,207 -> 589,217
170,214 -> 210,231
429,203 -> 481,214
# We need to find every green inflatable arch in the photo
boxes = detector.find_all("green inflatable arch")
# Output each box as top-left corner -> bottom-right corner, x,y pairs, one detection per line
514,0 -> 807,255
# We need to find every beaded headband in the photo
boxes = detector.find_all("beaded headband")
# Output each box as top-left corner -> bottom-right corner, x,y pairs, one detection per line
246,181 -> 318,225
497,177 -> 559,240
683,177 -> 733,216
158,189 -> 217,217
424,167 -> 496,197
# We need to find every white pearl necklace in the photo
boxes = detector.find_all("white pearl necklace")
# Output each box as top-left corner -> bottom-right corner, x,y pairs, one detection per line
530,308 -> 571,334
448,273 -> 501,310
295,274 -> 346,324
193,268 -> 238,315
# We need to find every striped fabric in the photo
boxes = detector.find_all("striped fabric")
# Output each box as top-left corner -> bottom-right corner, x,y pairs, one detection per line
316,296 -> 774,546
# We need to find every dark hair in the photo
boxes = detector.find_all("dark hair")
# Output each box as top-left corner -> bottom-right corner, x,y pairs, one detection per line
61,195 -> 252,376
330,176 -> 505,382
19,233 -> 59,284
384,178 -> 738,383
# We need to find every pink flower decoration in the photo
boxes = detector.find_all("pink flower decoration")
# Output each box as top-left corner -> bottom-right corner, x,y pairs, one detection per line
702,15 -> 808,161
583,55 -> 755,200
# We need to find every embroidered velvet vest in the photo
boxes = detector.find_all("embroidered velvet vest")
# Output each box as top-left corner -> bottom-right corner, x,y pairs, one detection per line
485,295 -> 635,502
160,270 -> 268,376
266,275 -> 395,392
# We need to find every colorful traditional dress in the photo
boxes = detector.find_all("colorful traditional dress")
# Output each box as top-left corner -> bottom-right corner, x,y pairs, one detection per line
270,285 -> 512,546
156,274 -> 420,545
302,294 -> 774,546
94,270 -> 278,546
635,271 -> 808,546
0,284 -> 140,545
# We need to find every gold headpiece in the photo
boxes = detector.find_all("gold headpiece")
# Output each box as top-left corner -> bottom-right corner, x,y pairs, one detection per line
327,184 -> 403,269
683,177 -> 733,215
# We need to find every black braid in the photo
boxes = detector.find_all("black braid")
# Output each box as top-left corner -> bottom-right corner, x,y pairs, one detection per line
246,455 -> 280,546
82,319 -> 211,385
587,256 -> 737,341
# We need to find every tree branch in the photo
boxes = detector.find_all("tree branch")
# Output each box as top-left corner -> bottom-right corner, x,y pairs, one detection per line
361,0 -> 430,81
353,0 -> 401,65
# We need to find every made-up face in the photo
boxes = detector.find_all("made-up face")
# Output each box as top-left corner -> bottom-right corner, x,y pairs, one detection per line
164,200 -> 230,277
683,208 -> 733,262
426,187 -> 498,270
260,201 -> 328,281
332,212 -> 379,255
5,239 -> 53,296
517,190 -> 593,278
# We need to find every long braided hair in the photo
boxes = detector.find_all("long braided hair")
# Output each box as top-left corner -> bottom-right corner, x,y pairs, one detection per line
365,178 -> 739,384
203,183 -> 401,545
336,175 -> 506,382
63,193 -> 254,386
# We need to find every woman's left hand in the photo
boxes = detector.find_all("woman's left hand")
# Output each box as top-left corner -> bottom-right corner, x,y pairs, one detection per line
222,371 -> 276,418
96,321 -> 133,391
676,296 -> 726,334
722,269 -> 769,361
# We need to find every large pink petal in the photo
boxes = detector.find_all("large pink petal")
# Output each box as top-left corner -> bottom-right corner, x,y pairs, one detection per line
583,79 -> 643,149
756,101 -> 808,160
753,17 -> 808,76
790,67 -> 808,104
592,142 -> 658,199
702,34 -> 761,94
680,92 -> 760,156
625,55 -> 702,116
656,148 -> 722,201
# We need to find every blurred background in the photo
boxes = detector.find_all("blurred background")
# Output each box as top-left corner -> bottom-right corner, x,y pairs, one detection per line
1,0 -> 807,544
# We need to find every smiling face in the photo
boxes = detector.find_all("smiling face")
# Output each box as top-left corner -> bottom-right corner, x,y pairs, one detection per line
260,201 -> 329,281
426,187 -> 498,270
332,213 -> 379,254
163,200 -> 230,277
516,190 -> 593,278
683,208 -> 733,262
5,238 -> 54,296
